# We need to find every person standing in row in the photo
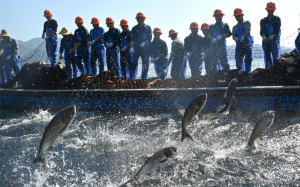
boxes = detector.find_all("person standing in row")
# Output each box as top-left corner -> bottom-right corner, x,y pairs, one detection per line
72,16 -> 90,75
90,17 -> 105,76
206,9 -> 231,76
118,19 -> 131,79
42,9 -> 58,67
0,30 -> 21,84
130,12 -> 152,80
200,23 -> 211,74
166,29 -> 186,80
58,27 -> 78,78
149,28 -> 169,80
232,8 -> 253,73
184,22 -> 204,76
296,28 -> 300,55
260,2 -> 281,69
103,17 -> 122,77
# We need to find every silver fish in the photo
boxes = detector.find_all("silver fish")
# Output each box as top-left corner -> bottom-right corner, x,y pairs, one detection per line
181,93 -> 208,142
216,78 -> 237,114
246,110 -> 275,149
121,147 -> 178,186
33,105 -> 76,168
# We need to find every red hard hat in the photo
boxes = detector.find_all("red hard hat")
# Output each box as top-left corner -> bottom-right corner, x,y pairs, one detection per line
213,9 -> 225,17
201,23 -> 210,30
234,8 -> 244,16
135,12 -> 146,19
266,2 -> 276,10
120,19 -> 129,26
153,27 -> 162,35
75,16 -> 84,23
189,22 -> 200,29
106,17 -> 115,24
44,9 -> 53,17
168,29 -> 178,37
91,17 -> 100,24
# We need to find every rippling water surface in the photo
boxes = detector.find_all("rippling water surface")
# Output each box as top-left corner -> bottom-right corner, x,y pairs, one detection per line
1,108 -> 300,186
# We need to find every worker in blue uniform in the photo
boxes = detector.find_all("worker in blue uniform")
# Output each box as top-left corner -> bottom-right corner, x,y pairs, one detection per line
103,17 -> 122,77
0,30 -> 21,84
260,2 -> 281,69
184,22 -> 204,76
166,29 -> 186,80
71,16 -> 91,75
58,27 -> 78,78
149,28 -> 169,80
118,19 -> 131,79
90,17 -> 105,76
296,28 -> 300,55
42,9 -> 58,67
232,8 -> 253,73
206,9 -> 232,77
130,12 -> 152,79
200,23 -> 211,74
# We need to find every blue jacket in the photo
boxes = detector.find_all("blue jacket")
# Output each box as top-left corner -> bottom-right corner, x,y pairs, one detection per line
149,39 -> 168,56
90,27 -> 105,47
103,27 -> 120,48
59,35 -> 76,53
260,15 -> 281,36
131,24 -> 152,45
118,30 -> 131,47
208,22 -> 232,37
184,34 -> 203,52
74,26 -> 90,47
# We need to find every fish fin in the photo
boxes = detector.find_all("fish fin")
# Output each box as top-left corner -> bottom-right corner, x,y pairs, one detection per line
59,135 -> 64,144
178,109 -> 185,116
195,115 -> 199,121
46,146 -> 54,152
35,126 -> 46,133
254,137 -> 261,142
181,131 -> 194,142
140,157 -> 148,164
188,122 -> 193,126
208,112 -> 217,116
33,156 -> 45,165
159,158 -> 168,163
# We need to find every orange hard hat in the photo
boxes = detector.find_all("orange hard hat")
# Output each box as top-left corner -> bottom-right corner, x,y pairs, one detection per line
75,16 -> 84,23
44,9 -> 53,17
201,23 -> 210,30
168,29 -> 178,37
120,19 -> 129,26
189,22 -> 199,29
153,27 -> 162,35
266,2 -> 276,10
213,9 -> 225,17
106,17 -> 115,24
135,12 -> 146,19
234,8 -> 244,16
91,17 -> 100,24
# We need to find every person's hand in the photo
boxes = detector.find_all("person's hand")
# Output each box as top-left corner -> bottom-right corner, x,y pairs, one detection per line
91,40 -> 96,45
263,36 -> 267,42
183,55 -> 189,61
234,37 -> 239,42
59,54 -> 63,60
268,35 -> 275,40
201,53 -> 206,61
42,34 -> 45,39
129,47 -> 134,54
45,35 -> 50,40
69,48 -> 74,54
116,46 -> 120,52
240,36 -> 245,42
107,43 -> 113,48
140,42 -> 146,48
121,46 -> 127,51
216,35 -> 223,41
212,38 -> 217,44
6,55 -> 11,61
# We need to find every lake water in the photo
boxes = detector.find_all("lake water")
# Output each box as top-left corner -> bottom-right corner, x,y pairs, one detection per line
1,108 -> 300,186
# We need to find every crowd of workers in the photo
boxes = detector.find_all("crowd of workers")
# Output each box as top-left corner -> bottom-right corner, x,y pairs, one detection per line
1,2 -> 300,85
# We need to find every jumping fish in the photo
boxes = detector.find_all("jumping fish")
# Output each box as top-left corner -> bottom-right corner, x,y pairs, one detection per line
215,78 -> 237,114
246,110 -> 275,149
181,93 -> 208,142
120,147 -> 178,186
33,105 -> 76,168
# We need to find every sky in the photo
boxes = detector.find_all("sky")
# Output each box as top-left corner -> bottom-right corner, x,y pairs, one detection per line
0,0 -> 300,48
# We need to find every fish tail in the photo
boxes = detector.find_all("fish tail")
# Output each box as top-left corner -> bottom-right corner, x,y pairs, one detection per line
33,156 -> 45,165
119,177 -> 135,187
245,144 -> 256,151
181,130 -> 194,142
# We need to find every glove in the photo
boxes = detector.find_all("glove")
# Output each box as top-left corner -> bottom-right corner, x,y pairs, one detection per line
116,46 -> 120,52
107,43 -> 113,48
59,54 -> 63,60
6,55 -> 11,61
201,53 -> 206,61
129,47 -> 134,54
268,35 -> 275,40
216,35 -> 223,41
121,46 -> 127,51
42,34 -> 45,39
91,40 -> 96,45
263,36 -> 267,41
212,38 -> 217,44
151,57 -> 155,63
140,42 -> 146,48
234,37 -> 239,42
154,57 -> 159,62
240,36 -> 245,42
45,35 -> 50,40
